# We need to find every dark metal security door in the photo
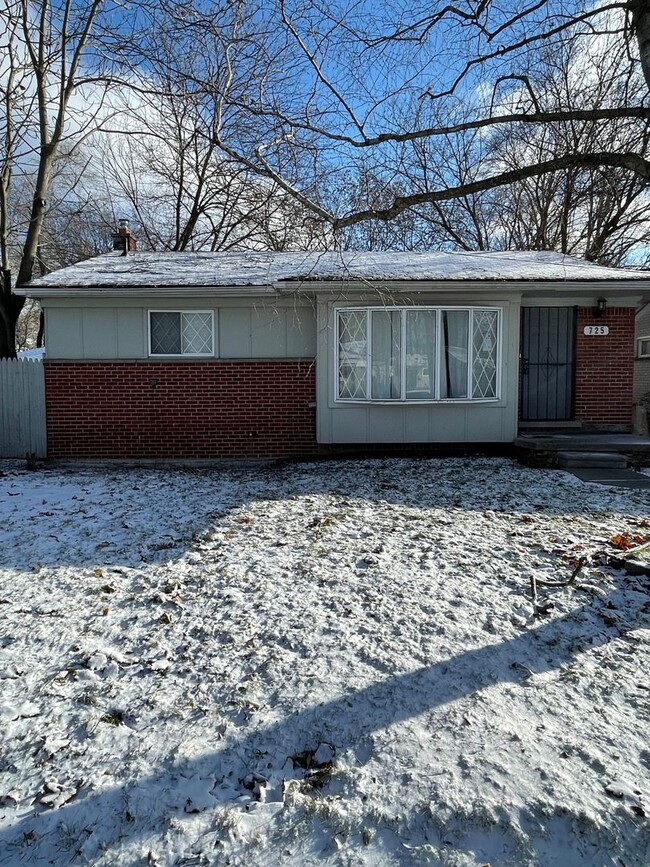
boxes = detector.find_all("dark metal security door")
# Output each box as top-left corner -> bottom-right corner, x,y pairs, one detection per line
520,307 -> 576,421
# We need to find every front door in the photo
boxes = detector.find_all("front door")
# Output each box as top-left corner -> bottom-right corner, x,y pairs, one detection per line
520,307 -> 576,421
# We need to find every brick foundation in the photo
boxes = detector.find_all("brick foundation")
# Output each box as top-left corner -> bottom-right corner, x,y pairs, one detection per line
45,360 -> 317,459
575,307 -> 635,429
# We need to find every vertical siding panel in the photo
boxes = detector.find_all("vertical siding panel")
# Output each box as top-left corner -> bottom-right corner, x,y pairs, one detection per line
0,361 -> 7,452
28,359 -> 47,455
0,358 -> 46,457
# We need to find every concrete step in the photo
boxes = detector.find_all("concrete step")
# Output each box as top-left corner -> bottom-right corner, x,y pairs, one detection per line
570,467 -> 650,488
515,434 -> 650,467
515,434 -> 650,453
555,451 -> 628,469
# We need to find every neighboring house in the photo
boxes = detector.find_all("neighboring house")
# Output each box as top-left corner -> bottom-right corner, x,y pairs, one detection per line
18,231 -> 650,459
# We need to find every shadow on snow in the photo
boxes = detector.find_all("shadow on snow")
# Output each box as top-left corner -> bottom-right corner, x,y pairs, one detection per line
0,587 -> 647,864
0,457 -> 648,863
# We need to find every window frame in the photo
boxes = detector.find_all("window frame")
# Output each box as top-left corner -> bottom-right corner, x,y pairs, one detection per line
637,336 -> 650,359
334,305 -> 502,404
148,309 -> 215,358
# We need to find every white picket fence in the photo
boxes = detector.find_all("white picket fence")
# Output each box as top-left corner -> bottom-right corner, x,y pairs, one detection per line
0,358 -> 46,458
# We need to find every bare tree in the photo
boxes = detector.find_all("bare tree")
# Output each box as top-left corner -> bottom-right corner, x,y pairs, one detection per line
14,297 -> 40,350
5,0 -> 650,366
95,114 -> 328,254
89,2 -> 329,254
324,22 -> 650,264
0,0 -> 125,357
178,0 -> 650,233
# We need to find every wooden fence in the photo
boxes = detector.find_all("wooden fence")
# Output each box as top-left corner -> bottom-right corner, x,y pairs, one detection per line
0,358 -> 46,458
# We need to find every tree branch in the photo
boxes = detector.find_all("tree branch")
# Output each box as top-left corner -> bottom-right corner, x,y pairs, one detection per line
331,151 -> 650,228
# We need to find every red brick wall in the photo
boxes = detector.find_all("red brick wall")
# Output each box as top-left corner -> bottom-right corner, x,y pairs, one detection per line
45,360 -> 317,458
575,307 -> 635,428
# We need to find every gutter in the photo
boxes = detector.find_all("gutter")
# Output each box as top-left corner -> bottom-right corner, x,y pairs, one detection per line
15,278 -> 650,300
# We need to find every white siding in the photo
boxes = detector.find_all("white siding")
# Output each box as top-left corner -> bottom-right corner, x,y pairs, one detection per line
46,308 -> 84,358
44,298 -> 317,360
83,309 -> 118,357
219,308 -> 252,357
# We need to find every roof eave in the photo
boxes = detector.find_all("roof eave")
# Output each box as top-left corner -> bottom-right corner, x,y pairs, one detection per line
275,278 -> 650,293
15,277 -> 650,299
14,284 -> 283,299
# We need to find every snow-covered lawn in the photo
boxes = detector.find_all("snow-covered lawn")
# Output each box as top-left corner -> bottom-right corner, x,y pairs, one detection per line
0,458 -> 648,867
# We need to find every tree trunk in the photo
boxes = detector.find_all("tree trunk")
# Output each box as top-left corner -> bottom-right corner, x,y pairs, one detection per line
632,0 -> 650,94
36,310 -> 45,349
3,153 -> 54,357
17,197 -> 49,288
0,271 -> 24,358
17,148 -> 53,289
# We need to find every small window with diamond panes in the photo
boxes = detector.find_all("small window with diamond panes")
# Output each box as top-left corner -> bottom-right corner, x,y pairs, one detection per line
149,311 -> 214,356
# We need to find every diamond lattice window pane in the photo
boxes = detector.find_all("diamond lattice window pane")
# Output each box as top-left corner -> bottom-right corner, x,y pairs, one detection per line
151,312 -> 181,354
472,310 -> 498,398
182,312 -> 213,354
338,311 -> 368,399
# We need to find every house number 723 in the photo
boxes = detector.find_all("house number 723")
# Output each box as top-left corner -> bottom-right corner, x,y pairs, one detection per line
583,325 -> 609,336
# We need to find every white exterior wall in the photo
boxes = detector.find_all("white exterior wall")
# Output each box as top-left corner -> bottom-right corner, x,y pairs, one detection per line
635,303 -> 650,401
43,297 -> 317,360
40,285 -> 645,446
316,294 -> 522,444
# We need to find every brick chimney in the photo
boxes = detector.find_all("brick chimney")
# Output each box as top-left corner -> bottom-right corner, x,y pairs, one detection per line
112,219 -> 137,255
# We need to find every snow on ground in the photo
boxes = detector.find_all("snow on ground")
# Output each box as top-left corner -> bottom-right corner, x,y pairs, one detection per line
0,457 -> 648,867
16,349 -> 45,361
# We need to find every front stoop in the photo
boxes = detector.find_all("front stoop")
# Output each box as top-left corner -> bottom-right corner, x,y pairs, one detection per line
515,433 -> 650,468
554,451 -> 628,469
553,451 -> 650,486
515,433 -> 650,486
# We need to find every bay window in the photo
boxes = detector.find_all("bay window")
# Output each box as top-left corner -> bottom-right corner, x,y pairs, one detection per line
337,306 -> 499,402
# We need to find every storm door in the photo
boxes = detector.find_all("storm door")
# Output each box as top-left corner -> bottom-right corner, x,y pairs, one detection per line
520,307 -> 576,421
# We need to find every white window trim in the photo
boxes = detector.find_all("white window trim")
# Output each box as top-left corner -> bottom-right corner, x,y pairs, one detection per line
148,310 -> 215,357
637,336 -> 650,359
334,305 -> 502,404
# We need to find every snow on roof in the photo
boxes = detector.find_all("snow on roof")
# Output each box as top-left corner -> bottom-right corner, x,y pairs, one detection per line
21,249 -> 649,293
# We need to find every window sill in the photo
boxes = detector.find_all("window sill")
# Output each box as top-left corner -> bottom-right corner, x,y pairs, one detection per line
334,398 -> 501,406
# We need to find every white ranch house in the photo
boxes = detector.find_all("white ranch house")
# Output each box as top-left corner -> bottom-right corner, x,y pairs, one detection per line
19,242 -> 650,459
